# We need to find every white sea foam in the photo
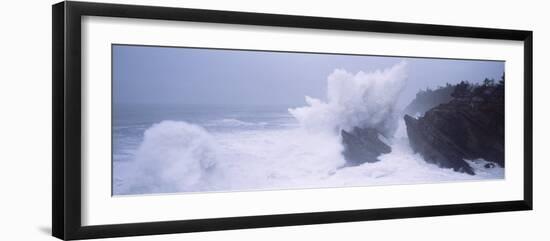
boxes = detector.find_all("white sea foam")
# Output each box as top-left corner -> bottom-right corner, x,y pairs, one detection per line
324,121 -> 504,186
115,120 -> 503,195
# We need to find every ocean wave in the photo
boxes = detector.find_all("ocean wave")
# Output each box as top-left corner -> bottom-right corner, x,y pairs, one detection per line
289,61 -> 408,136
205,118 -> 268,128
114,119 -> 503,195
115,121 -> 218,195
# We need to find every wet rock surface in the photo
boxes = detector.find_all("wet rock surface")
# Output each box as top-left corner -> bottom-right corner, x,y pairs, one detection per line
404,81 -> 504,175
341,127 -> 391,166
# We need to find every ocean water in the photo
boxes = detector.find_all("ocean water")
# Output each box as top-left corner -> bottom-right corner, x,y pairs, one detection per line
113,104 -> 296,163
112,103 -> 503,195
113,63 -> 504,195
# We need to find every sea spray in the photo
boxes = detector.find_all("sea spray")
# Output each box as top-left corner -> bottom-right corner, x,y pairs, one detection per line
117,121 -> 217,194
289,61 -> 408,136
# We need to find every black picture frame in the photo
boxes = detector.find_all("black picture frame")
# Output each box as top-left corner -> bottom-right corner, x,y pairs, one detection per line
52,1 -> 533,240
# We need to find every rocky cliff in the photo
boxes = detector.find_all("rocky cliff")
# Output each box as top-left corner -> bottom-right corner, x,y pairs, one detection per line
404,80 -> 505,175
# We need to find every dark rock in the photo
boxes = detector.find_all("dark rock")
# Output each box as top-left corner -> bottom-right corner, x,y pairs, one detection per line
404,115 -> 475,175
484,163 -> 496,169
341,127 -> 391,166
403,81 -> 504,175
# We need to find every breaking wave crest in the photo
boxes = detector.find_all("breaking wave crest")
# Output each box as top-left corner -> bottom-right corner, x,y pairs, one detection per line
116,121 -> 217,194
289,61 -> 408,136
205,118 -> 267,127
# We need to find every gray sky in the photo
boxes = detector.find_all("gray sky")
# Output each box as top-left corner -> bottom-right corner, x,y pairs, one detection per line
113,45 -> 504,108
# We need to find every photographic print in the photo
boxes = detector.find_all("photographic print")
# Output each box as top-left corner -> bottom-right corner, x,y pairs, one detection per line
112,44 -> 505,196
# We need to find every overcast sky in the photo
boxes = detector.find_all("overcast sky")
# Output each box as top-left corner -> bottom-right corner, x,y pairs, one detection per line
113,45 -> 504,108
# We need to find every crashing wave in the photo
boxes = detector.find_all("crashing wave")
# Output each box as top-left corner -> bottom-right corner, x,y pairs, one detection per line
117,121 -> 217,194
288,61 -> 408,137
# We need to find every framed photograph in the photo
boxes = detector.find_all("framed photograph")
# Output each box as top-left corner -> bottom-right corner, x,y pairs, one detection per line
52,1 -> 533,240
